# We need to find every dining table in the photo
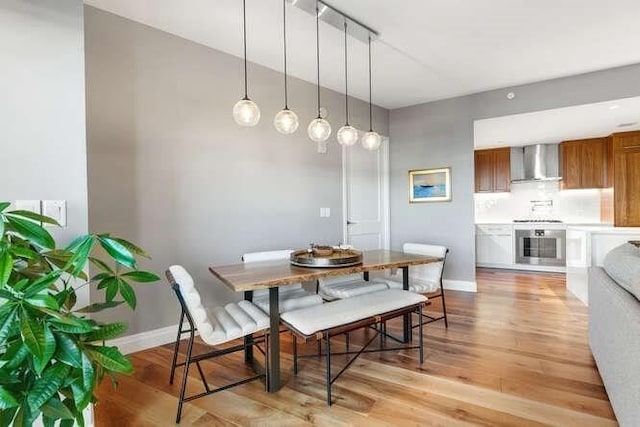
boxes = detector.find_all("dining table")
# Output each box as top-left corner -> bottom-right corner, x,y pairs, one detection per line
209,249 -> 442,392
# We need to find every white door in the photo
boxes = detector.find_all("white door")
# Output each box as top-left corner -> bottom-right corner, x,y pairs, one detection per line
342,137 -> 390,250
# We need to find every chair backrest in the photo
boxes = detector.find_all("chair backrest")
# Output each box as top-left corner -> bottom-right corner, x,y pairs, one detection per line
166,265 -> 216,341
402,243 -> 448,284
242,250 -> 301,295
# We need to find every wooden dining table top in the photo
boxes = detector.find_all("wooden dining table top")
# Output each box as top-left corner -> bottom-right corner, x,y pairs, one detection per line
209,249 -> 441,292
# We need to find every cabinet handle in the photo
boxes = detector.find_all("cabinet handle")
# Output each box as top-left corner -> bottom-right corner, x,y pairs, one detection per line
622,144 -> 640,150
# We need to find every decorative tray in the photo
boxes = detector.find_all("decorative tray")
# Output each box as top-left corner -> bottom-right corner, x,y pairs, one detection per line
290,247 -> 363,268
629,240 -> 640,248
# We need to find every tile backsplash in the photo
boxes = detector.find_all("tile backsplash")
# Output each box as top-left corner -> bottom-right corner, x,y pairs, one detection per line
474,181 -> 605,224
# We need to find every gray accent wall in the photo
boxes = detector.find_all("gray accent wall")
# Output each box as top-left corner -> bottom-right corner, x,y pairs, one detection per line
0,0 -> 88,246
390,63 -> 640,284
84,7 -> 389,336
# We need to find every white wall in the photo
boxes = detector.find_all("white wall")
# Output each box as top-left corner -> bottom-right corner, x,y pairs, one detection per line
475,181 -> 604,224
0,0 -> 87,246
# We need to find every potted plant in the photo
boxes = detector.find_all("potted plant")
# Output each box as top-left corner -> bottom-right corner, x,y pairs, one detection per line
0,202 -> 160,426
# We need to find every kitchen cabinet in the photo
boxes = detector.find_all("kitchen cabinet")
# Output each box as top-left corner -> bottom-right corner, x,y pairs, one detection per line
560,137 -> 607,189
611,131 -> 640,226
474,148 -> 510,193
476,224 -> 513,267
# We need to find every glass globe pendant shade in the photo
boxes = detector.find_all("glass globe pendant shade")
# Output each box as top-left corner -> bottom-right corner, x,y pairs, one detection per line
307,117 -> 332,142
337,125 -> 359,146
362,130 -> 382,151
233,98 -> 261,127
273,108 -> 299,134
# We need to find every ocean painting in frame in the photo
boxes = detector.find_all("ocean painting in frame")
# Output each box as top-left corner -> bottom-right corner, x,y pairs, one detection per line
409,167 -> 452,203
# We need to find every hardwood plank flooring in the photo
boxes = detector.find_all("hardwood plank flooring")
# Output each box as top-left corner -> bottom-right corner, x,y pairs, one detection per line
95,268 -> 616,426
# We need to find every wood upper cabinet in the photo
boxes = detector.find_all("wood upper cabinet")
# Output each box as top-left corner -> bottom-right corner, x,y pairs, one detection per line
474,148 -> 510,193
560,137 -> 607,189
611,131 -> 640,226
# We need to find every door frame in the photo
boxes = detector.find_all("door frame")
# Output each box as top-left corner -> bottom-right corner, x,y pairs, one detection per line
341,136 -> 391,250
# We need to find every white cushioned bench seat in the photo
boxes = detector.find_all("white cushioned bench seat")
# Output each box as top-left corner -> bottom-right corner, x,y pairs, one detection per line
243,250 -> 323,313
170,265 -> 269,346
253,287 -> 324,314
281,289 -> 426,336
318,273 -> 389,300
376,243 -> 446,294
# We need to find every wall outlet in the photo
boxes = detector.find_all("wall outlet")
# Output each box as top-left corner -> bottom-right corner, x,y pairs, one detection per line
43,200 -> 66,227
320,207 -> 331,218
14,200 -> 41,214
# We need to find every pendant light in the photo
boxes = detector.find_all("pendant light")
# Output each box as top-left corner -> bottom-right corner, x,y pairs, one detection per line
361,34 -> 382,150
274,0 -> 299,134
307,1 -> 331,142
233,0 -> 260,127
336,20 -> 358,147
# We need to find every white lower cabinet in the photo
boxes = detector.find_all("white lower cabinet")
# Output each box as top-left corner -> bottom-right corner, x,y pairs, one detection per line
476,224 -> 514,267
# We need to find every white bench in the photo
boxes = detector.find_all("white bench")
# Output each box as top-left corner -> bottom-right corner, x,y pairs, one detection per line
280,289 -> 428,405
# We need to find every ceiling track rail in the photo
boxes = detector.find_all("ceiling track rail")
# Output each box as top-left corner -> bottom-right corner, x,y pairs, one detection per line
290,0 -> 379,43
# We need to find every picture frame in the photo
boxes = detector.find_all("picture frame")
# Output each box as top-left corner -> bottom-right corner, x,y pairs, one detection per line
408,167 -> 452,203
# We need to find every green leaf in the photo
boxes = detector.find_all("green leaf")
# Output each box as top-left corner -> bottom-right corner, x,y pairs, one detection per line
6,210 -> 59,225
74,301 -> 124,314
105,278 -> 119,302
41,396 -> 74,420
0,386 -> 19,410
9,245 -> 38,260
112,237 -> 150,259
88,257 -> 114,274
49,316 -> 95,333
0,407 -> 17,427
121,270 -> 160,283
54,333 -> 82,368
0,216 -> 4,239
0,306 -> 17,343
65,236 -> 95,276
0,250 -> 12,286
13,402 -> 38,427
23,271 -> 62,297
0,202 -> 10,212
81,352 -> 95,396
119,280 -> 136,309
20,308 -> 57,374
26,363 -> 71,411
83,322 -> 128,342
86,346 -> 133,374
25,294 -> 60,310
1,342 -> 29,370
98,236 -> 136,268
42,415 -> 56,427
5,216 -> 54,249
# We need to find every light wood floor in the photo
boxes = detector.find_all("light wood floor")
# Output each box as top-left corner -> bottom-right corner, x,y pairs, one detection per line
95,268 -> 617,426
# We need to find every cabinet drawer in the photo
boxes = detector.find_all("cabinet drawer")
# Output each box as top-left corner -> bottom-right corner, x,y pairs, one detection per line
476,224 -> 513,235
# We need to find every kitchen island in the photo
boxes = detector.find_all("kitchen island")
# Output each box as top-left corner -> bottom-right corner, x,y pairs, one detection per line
566,225 -> 640,305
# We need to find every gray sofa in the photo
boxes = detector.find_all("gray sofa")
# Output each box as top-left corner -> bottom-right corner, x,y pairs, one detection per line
589,264 -> 640,426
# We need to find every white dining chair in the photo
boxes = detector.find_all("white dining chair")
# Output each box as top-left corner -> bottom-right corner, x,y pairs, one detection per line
242,250 -> 324,313
166,265 -> 270,423
378,243 -> 449,327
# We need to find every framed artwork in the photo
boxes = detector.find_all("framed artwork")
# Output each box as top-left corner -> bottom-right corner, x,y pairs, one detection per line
408,167 -> 452,203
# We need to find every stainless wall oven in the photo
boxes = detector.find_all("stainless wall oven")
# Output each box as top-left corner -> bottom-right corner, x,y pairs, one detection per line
515,228 -> 566,266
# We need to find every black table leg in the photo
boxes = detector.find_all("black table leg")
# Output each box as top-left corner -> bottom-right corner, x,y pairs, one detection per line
243,290 -> 254,364
363,271 -> 369,281
402,266 -> 411,343
267,287 -> 280,392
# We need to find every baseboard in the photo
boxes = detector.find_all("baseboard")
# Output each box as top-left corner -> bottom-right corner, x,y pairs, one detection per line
108,324 -> 183,355
443,279 -> 477,292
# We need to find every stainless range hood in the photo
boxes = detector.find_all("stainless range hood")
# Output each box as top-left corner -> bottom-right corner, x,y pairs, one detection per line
511,143 -> 561,183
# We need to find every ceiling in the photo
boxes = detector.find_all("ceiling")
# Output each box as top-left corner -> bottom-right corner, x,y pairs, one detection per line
84,0 -> 640,109
474,96 -> 640,149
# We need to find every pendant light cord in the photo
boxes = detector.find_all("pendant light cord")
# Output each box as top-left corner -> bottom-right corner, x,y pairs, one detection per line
343,20 -> 349,125
282,0 -> 289,109
242,0 -> 248,100
315,1 -> 321,118
368,33 -> 373,131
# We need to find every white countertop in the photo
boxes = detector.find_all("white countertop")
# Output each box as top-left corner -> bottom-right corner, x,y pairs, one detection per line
566,225 -> 640,234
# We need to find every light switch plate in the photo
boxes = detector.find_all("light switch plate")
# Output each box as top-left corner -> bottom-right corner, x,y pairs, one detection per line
43,200 -> 66,227
317,141 -> 327,154
15,200 -> 41,214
